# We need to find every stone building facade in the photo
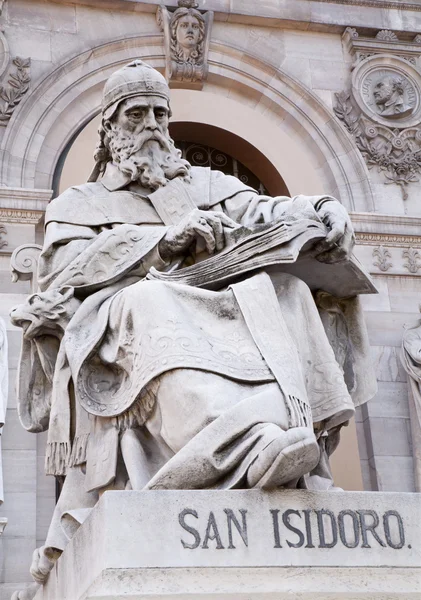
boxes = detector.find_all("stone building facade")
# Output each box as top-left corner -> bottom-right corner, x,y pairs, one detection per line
0,0 -> 421,596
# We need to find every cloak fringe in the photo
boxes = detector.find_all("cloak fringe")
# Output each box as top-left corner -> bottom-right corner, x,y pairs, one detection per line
45,441 -> 71,476
116,381 -> 159,431
69,433 -> 89,467
286,395 -> 312,429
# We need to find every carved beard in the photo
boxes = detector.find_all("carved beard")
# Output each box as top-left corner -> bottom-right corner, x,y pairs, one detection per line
107,127 -> 191,190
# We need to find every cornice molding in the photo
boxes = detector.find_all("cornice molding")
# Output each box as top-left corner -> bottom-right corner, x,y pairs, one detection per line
356,232 -> 421,247
0,188 -> 52,218
350,212 -> 421,237
0,209 -> 44,224
317,0 -> 421,11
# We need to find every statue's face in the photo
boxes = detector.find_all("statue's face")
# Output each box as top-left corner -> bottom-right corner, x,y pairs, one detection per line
112,95 -> 170,136
104,94 -> 190,189
373,79 -> 394,105
176,15 -> 201,49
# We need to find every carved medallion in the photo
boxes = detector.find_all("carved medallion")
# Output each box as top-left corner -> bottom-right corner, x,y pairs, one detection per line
352,55 -> 421,128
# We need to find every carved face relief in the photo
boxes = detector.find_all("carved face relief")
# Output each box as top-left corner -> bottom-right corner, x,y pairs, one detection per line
176,15 -> 201,50
169,8 -> 205,65
362,70 -> 416,119
351,56 -> 421,128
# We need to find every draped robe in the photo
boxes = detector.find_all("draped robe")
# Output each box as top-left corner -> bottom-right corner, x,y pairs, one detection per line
14,164 -> 376,549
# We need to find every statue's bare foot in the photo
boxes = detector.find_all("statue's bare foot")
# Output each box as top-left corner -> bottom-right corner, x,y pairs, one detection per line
247,427 -> 320,489
11,583 -> 39,600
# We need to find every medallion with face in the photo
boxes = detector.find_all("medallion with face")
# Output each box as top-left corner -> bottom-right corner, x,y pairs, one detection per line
362,69 -> 416,119
351,56 -> 421,128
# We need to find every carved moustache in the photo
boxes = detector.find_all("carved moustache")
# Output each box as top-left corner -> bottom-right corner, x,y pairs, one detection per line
129,129 -> 172,155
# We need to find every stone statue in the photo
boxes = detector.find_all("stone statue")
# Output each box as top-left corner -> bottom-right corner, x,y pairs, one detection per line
158,0 -> 213,86
0,317 -> 7,505
373,75 -> 413,118
10,60 -> 376,597
401,317 -> 421,491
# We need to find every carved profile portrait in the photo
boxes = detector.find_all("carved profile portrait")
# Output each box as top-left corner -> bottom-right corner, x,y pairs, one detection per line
373,75 -> 414,118
170,6 -> 206,65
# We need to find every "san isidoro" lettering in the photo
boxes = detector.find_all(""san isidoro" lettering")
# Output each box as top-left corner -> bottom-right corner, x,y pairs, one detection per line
178,508 -> 406,550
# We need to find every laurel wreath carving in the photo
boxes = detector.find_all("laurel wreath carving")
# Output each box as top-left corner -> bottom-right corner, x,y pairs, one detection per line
334,91 -> 421,200
0,57 -> 31,125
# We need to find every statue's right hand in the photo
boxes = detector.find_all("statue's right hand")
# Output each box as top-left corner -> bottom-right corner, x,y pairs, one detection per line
159,209 -> 237,260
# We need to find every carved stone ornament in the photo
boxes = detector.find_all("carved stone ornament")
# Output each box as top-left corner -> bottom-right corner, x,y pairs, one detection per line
0,56 -> 31,126
403,247 -> 421,274
334,91 -> 421,199
10,243 -> 42,292
157,0 -> 213,88
335,55 -> 421,199
352,55 -> 421,128
343,27 -> 421,67
372,245 -> 392,272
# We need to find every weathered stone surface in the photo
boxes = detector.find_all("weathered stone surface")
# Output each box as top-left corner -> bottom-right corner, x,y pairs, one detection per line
34,490 -> 421,600
2,2 -> 421,598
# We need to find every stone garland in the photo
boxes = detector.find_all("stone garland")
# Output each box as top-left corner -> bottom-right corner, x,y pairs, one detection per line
0,57 -> 31,125
334,92 -> 421,200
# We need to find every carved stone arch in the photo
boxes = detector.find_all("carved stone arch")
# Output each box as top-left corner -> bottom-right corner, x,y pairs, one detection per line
0,35 -> 374,211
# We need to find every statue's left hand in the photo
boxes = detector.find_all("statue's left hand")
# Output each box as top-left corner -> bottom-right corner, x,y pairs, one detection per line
313,200 -> 355,263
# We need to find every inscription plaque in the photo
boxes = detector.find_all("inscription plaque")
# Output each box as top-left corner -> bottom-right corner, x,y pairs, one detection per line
95,489 -> 419,569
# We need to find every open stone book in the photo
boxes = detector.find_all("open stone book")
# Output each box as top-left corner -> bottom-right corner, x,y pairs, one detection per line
148,218 -> 377,298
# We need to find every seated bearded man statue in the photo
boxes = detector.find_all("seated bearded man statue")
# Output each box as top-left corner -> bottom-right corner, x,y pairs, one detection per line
10,60 -> 376,594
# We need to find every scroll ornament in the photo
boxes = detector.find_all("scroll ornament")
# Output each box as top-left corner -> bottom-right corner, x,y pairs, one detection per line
157,0 -> 213,88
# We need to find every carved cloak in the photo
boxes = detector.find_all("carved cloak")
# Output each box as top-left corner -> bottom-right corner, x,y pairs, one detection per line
15,165 -> 375,484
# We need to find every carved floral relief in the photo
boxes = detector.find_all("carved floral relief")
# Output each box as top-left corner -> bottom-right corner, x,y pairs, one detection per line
403,248 -> 421,274
372,245 -> 392,272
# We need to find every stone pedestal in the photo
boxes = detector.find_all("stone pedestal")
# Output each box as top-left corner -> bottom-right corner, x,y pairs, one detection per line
35,490 -> 420,599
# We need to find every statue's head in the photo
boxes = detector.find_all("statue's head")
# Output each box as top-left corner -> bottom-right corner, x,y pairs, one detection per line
91,60 -> 190,189
373,76 -> 405,107
170,7 -> 205,62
